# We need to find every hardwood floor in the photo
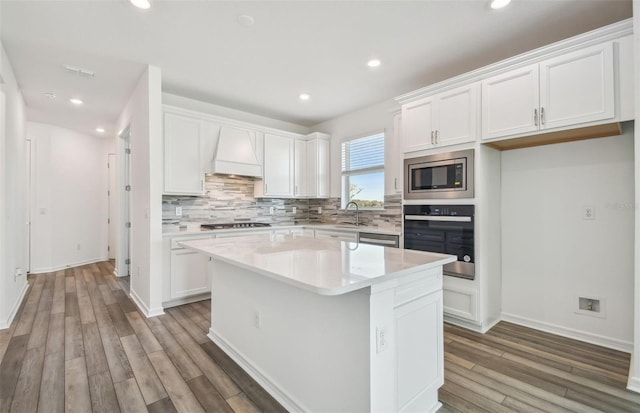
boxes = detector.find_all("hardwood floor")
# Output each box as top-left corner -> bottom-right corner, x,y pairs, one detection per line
0,262 -> 285,413
0,261 -> 638,412
439,323 -> 640,412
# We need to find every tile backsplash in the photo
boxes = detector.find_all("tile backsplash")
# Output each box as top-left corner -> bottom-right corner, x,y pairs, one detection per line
162,174 -> 401,231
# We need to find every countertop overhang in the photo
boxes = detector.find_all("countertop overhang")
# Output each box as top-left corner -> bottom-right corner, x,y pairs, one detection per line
179,233 -> 455,296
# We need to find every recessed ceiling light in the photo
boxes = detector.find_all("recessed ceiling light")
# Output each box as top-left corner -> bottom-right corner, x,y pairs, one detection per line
490,0 -> 511,9
44,92 -> 56,100
238,14 -> 255,27
299,93 -> 311,101
129,0 -> 151,10
69,98 -> 83,105
96,127 -> 105,133
367,59 -> 381,68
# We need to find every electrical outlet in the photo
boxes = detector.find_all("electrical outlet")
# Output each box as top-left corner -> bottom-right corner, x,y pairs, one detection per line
376,327 -> 388,353
292,206 -> 297,214
317,207 -> 322,214
583,205 -> 595,220
269,206 -> 275,215
175,206 -> 182,216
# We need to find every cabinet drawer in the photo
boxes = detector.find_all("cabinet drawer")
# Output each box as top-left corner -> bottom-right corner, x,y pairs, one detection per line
395,269 -> 441,307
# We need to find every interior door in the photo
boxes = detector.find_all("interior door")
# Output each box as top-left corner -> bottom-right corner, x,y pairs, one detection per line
108,153 -> 116,260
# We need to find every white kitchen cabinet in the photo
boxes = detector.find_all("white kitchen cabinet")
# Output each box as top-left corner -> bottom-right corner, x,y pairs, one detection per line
294,140 -> 308,197
263,134 -> 295,197
314,229 -> 358,242
482,42 -> 614,140
170,249 -> 210,299
389,114 -> 403,194
305,133 -> 331,198
402,83 -> 478,153
163,112 -> 204,195
166,234 -> 214,303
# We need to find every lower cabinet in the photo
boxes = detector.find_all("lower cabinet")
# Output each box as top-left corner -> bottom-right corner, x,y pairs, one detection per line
170,248 -> 210,299
314,229 -> 358,242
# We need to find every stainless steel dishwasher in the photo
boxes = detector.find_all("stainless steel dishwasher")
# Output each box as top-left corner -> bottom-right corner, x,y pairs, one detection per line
357,232 -> 399,248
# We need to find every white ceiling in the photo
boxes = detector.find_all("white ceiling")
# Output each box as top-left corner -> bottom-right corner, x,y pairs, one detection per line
0,0 -> 633,138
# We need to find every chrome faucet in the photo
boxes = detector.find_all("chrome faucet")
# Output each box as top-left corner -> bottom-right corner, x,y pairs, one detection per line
345,201 -> 360,227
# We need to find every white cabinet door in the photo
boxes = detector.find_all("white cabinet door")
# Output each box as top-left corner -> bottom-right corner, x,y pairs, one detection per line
481,64 -> 539,140
402,83 -> 478,153
264,134 -> 294,197
395,290 -> 443,411
437,83 -> 478,147
539,42 -> 614,130
163,112 -> 204,195
305,135 -> 331,198
402,96 -> 435,153
294,139 -> 308,197
170,249 -> 210,299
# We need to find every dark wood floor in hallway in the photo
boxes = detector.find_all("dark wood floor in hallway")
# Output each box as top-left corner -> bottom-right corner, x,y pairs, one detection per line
0,261 -> 638,412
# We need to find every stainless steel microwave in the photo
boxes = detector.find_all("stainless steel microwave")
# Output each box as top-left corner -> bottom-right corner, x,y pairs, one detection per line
404,149 -> 474,200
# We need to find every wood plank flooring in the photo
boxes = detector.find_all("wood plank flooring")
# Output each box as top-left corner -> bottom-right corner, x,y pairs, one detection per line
439,323 -> 640,413
0,261 -> 637,412
0,262 -> 284,413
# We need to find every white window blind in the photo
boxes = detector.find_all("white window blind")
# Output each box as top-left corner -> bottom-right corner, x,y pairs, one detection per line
341,133 -> 385,173
341,132 -> 385,209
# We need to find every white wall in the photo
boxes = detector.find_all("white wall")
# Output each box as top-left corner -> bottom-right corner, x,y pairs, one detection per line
629,0 -> 640,394
163,93 -> 309,135
0,44 -> 28,328
501,128 -> 635,351
311,99 -> 401,198
27,122 -> 110,273
116,66 -> 164,317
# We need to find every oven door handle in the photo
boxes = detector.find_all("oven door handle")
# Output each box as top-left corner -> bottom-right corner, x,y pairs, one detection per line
404,215 -> 472,222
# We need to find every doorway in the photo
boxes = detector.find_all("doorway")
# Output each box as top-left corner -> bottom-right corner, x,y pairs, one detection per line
115,128 -> 131,293
108,153 -> 116,260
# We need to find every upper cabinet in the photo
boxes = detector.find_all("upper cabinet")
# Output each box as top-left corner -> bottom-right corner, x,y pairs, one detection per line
256,132 -> 331,199
262,133 -> 295,197
402,83 -> 479,153
163,112 -> 204,196
482,43 -> 615,140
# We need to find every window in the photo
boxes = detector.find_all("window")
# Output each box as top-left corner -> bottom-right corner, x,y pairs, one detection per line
341,132 -> 385,209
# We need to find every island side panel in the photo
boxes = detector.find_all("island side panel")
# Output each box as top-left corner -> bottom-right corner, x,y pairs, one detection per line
208,259 -> 371,412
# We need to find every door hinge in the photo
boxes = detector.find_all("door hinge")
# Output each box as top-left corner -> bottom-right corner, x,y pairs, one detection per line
126,222 -> 131,228
125,258 -> 131,265
125,185 -> 131,191
107,190 -> 110,196
125,148 -> 131,155
108,218 -> 111,224
107,245 -> 110,252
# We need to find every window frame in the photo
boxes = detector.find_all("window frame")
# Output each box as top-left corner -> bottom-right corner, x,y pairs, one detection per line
340,130 -> 385,210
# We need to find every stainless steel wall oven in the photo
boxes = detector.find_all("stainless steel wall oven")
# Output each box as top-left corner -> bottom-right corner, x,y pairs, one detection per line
404,204 -> 475,280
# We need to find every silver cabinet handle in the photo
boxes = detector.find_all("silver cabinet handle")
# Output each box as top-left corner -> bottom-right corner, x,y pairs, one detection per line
430,131 -> 434,145
534,108 -> 538,127
435,130 -> 439,144
540,107 -> 545,125
265,183 -> 268,193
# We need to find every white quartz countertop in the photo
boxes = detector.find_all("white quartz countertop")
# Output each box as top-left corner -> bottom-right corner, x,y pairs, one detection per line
179,234 -> 455,296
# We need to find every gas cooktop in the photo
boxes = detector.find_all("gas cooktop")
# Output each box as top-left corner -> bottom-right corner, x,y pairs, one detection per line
200,222 -> 272,230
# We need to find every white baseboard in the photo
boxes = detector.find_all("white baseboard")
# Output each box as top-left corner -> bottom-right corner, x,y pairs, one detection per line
0,282 -> 29,329
129,288 -> 164,318
162,293 -> 211,309
30,256 -> 108,274
628,376 -> 640,394
208,329 -> 307,413
501,312 -> 633,353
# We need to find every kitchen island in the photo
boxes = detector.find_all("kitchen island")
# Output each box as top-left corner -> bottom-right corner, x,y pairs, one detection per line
180,233 -> 456,413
